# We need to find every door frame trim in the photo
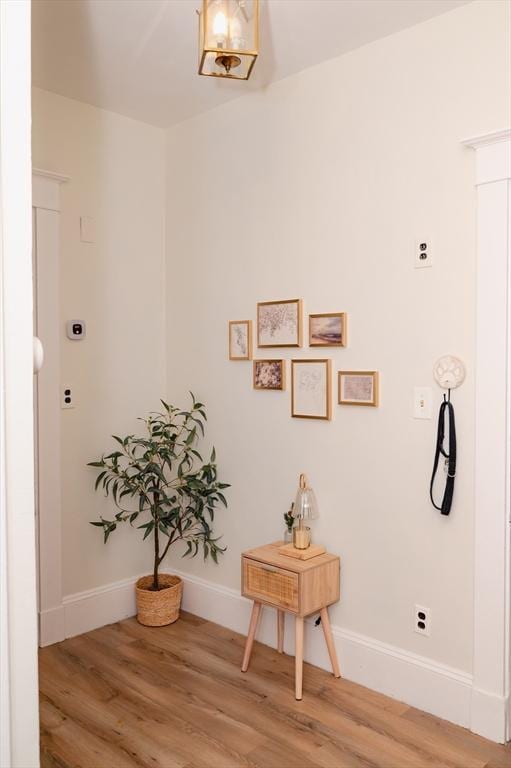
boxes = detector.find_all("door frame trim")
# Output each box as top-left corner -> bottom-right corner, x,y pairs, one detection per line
0,2 -> 40,765
32,168 -> 67,647
463,129 -> 511,742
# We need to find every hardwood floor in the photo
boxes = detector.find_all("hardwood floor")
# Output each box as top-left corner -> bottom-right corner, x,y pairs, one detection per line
39,612 -> 511,768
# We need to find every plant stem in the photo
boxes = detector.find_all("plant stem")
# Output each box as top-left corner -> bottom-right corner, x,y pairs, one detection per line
153,490 -> 160,590
157,529 -> 176,565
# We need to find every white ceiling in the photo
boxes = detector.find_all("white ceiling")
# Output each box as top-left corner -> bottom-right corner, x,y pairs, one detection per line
32,0 -> 470,128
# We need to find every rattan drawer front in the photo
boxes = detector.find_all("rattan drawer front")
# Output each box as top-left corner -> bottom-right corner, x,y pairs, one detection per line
243,558 -> 299,612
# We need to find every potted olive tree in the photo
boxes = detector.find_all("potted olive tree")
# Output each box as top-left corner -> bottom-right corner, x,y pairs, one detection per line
88,395 -> 229,627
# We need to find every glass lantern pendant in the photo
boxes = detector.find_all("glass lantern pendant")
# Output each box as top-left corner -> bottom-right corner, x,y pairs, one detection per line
198,0 -> 259,80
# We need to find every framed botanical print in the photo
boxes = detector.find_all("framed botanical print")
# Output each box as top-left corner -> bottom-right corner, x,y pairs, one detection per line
253,359 -> 286,390
338,371 -> 379,406
309,312 -> 347,347
229,320 -> 252,360
291,359 -> 331,420
257,299 -> 302,348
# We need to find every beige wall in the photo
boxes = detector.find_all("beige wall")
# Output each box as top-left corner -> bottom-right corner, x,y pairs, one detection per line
32,88 -> 166,595
164,0 -> 511,672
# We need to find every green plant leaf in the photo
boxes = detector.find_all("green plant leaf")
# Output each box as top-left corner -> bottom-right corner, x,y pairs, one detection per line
88,397 -> 228,566
183,541 -> 192,557
185,427 -> 196,446
94,471 -> 106,491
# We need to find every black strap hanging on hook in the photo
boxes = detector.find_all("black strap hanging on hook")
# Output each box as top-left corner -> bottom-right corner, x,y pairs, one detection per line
430,389 -> 457,515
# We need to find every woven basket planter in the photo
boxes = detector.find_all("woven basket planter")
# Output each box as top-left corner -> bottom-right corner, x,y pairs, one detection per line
135,574 -> 183,627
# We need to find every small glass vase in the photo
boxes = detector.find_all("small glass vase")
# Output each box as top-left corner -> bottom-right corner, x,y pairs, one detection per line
284,528 -> 293,544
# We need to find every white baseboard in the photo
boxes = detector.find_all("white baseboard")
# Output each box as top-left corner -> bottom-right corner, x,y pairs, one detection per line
39,575 -> 137,646
470,686 -> 509,743
175,568 -> 473,730
47,568 -> 507,742
39,604 -> 66,647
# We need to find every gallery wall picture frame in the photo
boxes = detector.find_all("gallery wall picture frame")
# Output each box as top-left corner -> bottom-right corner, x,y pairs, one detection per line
229,320 -> 252,360
291,359 -> 331,420
338,370 -> 379,407
257,299 -> 302,348
309,312 -> 347,347
253,359 -> 286,390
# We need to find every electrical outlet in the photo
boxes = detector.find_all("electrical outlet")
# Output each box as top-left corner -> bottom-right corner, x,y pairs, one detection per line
61,385 -> 74,409
414,604 -> 431,636
414,238 -> 433,269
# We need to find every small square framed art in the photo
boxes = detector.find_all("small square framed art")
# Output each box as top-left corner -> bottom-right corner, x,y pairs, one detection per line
253,359 -> 286,390
257,299 -> 302,348
338,371 -> 379,406
309,312 -> 347,347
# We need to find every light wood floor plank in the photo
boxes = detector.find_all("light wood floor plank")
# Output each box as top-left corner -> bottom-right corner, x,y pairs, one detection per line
39,612 -> 511,768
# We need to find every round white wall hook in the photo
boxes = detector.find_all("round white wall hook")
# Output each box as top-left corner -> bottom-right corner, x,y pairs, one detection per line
433,355 -> 465,390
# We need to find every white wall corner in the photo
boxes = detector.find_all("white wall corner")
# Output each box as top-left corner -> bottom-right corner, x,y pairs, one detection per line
39,605 -> 66,647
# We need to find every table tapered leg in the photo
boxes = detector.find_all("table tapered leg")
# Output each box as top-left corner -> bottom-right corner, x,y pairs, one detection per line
241,602 -> 262,672
320,607 -> 341,678
295,616 -> 304,700
277,610 -> 285,653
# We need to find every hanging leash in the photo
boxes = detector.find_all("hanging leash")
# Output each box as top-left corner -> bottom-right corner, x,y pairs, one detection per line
430,389 -> 457,515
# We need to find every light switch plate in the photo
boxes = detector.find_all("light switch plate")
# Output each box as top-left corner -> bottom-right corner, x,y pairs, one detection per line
413,386 -> 432,419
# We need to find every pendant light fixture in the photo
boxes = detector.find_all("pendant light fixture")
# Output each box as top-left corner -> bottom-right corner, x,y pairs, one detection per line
198,0 -> 259,80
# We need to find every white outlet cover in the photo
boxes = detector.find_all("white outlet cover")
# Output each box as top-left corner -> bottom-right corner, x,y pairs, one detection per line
415,238 -> 433,269
61,385 -> 74,409
414,604 -> 431,636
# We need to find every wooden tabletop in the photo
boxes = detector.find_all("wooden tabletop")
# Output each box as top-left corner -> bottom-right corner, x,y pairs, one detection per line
242,541 -> 339,574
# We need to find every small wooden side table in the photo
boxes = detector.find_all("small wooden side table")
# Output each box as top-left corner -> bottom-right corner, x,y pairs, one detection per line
240,541 -> 341,700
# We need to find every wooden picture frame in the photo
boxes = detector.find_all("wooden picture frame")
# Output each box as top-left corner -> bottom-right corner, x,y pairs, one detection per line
309,312 -> 347,347
257,299 -> 302,348
229,320 -> 252,360
291,359 -> 331,420
253,359 -> 286,390
338,371 -> 379,407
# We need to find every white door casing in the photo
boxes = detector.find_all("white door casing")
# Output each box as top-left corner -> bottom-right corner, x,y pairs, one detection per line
0,1 -> 40,766
463,129 -> 511,743
33,169 -> 68,647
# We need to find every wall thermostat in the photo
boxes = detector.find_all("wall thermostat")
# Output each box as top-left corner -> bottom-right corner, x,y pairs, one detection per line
66,320 -> 86,340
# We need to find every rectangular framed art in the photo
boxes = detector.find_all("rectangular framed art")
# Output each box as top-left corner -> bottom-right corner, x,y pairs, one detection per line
291,359 -> 331,420
229,320 -> 252,360
338,370 -> 379,406
257,299 -> 302,348
309,312 -> 347,347
253,359 -> 286,390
